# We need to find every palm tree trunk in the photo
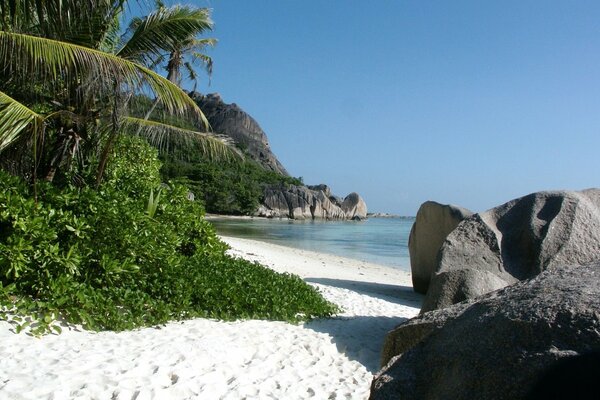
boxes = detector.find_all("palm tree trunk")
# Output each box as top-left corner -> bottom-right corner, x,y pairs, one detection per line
166,50 -> 182,85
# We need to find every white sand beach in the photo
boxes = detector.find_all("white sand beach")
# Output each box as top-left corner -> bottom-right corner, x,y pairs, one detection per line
0,236 -> 422,400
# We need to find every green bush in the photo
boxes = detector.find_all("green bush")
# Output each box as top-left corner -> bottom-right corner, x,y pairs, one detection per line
160,145 -> 303,215
0,137 -> 338,335
103,135 -> 163,197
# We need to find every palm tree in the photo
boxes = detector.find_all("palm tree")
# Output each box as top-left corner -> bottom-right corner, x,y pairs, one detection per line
124,4 -> 217,87
124,4 -> 217,127
0,0 -> 232,185
166,36 -> 216,90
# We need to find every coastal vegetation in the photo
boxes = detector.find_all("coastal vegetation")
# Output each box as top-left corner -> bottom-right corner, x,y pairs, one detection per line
161,148 -> 302,215
0,0 -> 337,334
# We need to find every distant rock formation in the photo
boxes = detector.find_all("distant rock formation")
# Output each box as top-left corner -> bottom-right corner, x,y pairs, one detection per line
257,184 -> 367,220
190,92 -> 288,175
191,92 -> 367,219
408,201 -> 473,294
422,189 -> 600,312
371,262 -> 600,400
341,193 -> 368,220
367,213 -> 402,218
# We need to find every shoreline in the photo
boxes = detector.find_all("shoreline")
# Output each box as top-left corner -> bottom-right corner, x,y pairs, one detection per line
205,213 -> 257,220
207,215 -> 413,271
220,235 -> 418,302
1,235 -> 422,400
206,213 -> 416,220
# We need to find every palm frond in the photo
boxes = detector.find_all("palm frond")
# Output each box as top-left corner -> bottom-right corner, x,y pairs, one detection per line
184,61 -> 199,91
147,53 -> 166,71
4,0 -> 126,48
97,9 -> 123,54
117,5 -> 213,64
186,38 -> 216,78
122,116 -> 240,161
0,31 -> 209,128
187,37 -> 218,49
191,52 -> 214,78
0,90 -> 43,152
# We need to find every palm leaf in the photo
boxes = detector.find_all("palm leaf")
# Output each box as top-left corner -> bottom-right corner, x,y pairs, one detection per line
122,116 -> 240,161
191,52 -> 214,78
0,90 -> 43,152
184,61 -> 199,91
117,5 -> 213,64
3,0 -> 127,48
0,31 -> 209,128
97,8 -> 123,54
189,37 -> 218,48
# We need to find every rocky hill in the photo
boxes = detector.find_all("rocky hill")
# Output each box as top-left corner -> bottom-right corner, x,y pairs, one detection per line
190,92 -> 367,220
190,92 -> 288,175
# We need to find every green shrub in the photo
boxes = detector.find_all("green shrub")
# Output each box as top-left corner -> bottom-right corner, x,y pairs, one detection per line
160,145 -> 303,215
103,135 -> 163,197
0,137 -> 338,335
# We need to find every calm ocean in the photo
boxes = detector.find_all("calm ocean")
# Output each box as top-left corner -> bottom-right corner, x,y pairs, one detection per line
209,217 -> 414,271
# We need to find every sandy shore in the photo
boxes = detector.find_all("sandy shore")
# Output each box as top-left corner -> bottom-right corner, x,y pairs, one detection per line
204,214 -> 256,220
0,236 -> 422,400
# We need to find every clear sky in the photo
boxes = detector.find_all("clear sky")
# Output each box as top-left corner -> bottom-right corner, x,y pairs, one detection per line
154,1 -> 600,215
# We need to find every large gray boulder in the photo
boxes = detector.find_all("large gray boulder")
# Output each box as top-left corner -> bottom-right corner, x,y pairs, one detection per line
312,189 -> 347,220
341,192 -> 368,220
408,201 -> 473,294
261,185 -> 314,220
423,189 -> 600,312
371,262 -> 600,400
190,92 -> 288,175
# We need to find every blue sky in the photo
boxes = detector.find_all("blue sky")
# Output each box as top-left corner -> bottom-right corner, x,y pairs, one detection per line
151,1 -> 600,215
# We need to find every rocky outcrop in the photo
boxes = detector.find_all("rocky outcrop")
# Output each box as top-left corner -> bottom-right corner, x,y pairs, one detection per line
341,193 -> 368,220
371,262 -> 600,400
367,213 -> 402,218
422,189 -> 600,312
257,184 -> 367,220
190,92 -> 288,175
408,202 -> 473,294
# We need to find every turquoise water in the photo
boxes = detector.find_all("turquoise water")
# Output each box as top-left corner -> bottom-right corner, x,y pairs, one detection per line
209,217 -> 414,271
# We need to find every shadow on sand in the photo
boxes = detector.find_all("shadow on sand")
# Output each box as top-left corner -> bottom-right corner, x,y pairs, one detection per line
305,277 -> 423,307
303,278 -> 423,373
305,315 -> 408,373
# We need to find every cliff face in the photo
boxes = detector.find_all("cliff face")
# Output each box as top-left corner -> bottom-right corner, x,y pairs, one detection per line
191,92 -> 367,219
190,92 -> 288,175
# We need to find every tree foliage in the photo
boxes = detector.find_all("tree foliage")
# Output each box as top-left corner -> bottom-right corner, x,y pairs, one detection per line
0,137 -> 338,335
0,0 -> 230,184
0,1 -> 338,336
161,146 -> 303,215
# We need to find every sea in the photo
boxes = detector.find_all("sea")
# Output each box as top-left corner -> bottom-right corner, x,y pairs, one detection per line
208,216 -> 415,272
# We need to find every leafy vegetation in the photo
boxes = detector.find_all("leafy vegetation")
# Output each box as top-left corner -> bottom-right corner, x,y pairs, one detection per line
0,0 -> 232,185
161,148 -> 303,215
0,1 -> 337,336
0,137 -> 338,335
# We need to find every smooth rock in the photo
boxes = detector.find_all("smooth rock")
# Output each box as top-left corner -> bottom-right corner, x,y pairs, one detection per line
341,192 -> 368,220
259,184 -> 349,220
423,189 -> 600,312
371,262 -> 600,400
420,268 -> 510,312
408,201 -> 473,294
